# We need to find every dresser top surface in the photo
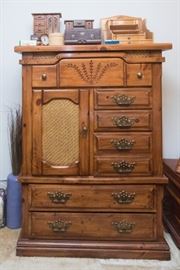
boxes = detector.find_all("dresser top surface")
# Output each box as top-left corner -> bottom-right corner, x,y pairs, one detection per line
14,43 -> 172,53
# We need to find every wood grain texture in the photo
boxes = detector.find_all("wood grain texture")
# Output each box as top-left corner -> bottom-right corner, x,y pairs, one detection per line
16,43 -> 171,259
32,65 -> 57,87
59,58 -> 124,87
29,184 -> 155,211
94,132 -> 152,154
94,156 -> 153,176
94,88 -> 152,109
30,212 -> 156,241
163,159 -> 180,248
94,110 -> 152,131
14,43 -> 172,53
126,63 -> 152,86
22,66 -> 32,175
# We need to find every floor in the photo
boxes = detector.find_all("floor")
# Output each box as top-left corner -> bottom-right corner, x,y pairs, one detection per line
0,228 -> 179,270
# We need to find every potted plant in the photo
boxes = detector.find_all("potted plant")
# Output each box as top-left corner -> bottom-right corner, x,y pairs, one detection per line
6,106 -> 22,229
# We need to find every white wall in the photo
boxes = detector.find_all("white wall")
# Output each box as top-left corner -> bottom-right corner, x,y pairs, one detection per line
0,0 -> 179,180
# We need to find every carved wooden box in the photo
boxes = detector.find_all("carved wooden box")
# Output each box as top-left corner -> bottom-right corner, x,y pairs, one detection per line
32,13 -> 62,39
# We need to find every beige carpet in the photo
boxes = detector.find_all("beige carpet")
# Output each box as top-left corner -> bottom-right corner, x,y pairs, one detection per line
0,228 -> 179,270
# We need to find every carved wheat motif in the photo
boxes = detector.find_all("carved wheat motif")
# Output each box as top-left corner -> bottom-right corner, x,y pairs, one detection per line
65,61 -> 118,84
95,62 -> 118,82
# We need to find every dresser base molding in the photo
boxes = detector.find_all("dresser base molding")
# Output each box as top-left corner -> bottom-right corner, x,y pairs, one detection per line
16,237 -> 170,260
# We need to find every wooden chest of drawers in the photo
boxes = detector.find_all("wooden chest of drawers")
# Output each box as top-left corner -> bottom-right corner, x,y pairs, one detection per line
163,159 -> 180,248
15,43 -> 172,259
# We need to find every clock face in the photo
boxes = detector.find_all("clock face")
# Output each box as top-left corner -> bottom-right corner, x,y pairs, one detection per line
40,34 -> 49,45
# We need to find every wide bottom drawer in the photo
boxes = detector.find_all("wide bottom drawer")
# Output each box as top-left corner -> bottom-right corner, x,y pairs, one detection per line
30,212 -> 156,241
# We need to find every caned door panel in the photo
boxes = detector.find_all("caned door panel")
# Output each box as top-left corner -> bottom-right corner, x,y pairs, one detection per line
32,89 -> 89,176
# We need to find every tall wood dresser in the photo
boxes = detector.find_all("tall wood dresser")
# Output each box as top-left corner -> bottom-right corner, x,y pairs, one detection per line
15,43 -> 172,259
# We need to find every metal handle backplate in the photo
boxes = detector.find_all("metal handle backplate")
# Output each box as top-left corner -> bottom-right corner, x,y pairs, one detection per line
47,192 -> 72,204
112,95 -> 136,106
111,138 -> 135,150
112,160 -> 136,173
48,220 -> 72,232
112,220 -> 135,233
112,116 -> 139,128
112,190 -> 136,204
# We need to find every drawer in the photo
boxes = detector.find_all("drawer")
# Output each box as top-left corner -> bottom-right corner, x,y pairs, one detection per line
126,64 -> 152,86
34,15 -> 45,20
59,58 -> 124,87
34,21 -> 46,27
94,157 -> 152,176
34,26 -> 46,33
29,184 -> 155,211
94,132 -> 152,154
30,212 -> 156,241
94,88 -> 152,109
32,65 -> 57,87
94,110 -> 152,131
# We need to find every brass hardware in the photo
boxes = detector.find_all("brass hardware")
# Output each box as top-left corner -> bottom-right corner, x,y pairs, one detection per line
112,190 -> 136,204
47,192 -> 72,204
112,95 -> 136,106
112,116 -> 138,128
81,124 -> 88,137
41,73 -> 47,80
48,220 -> 72,232
112,160 -> 135,173
137,72 -> 143,79
112,220 -> 135,233
111,138 -> 135,150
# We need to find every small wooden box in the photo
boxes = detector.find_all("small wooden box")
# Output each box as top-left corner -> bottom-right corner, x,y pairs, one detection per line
64,20 -> 94,30
101,15 -> 153,44
163,159 -> 180,248
64,19 -> 101,45
32,13 -> 62,39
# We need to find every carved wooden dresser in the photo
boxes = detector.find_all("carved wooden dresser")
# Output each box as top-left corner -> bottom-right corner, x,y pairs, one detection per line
15,43 -> 172,259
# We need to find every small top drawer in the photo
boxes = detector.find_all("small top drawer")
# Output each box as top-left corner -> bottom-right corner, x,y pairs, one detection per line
127,64 -> 152,86
32,65 -> 57,87
59,58 -> 124,87
94,88 -> 152,109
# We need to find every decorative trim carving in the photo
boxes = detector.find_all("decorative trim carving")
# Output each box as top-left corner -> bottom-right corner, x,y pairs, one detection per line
65,60 -> 118,84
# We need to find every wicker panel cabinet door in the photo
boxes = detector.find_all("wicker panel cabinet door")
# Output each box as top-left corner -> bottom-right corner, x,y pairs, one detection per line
32,89 -> 89,176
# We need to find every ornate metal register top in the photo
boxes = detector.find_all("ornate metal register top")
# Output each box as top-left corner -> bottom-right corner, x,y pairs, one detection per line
15,43 -> 172,259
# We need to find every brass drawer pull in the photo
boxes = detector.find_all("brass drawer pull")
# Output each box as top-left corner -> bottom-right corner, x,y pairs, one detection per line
81,124 -> 88,137
112,160 -> 136,173
112,116 -> 139,128
112,190 -> 136,204
48,220 -> 72,232
112,95 -> 136,106
112,220 -> 135,233
41,73 -> 47,80
137,72 -> 143,79
47,192 -> 72,204
111,138 -> 135,150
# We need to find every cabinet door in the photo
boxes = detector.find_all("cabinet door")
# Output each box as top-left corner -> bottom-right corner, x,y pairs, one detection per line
32,89 -> 89,176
